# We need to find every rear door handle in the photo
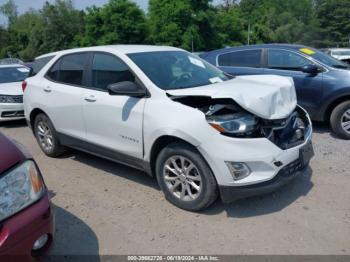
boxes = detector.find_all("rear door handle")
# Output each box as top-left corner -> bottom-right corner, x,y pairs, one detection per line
84,95 -> 97,102
43,86 -> 52,93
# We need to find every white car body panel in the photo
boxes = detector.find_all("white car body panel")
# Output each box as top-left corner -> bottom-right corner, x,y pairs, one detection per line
166,75 -> 297,120
24,45 -> 313,191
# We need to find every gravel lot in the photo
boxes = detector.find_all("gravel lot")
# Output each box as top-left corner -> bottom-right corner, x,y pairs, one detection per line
1,120 -> 349,256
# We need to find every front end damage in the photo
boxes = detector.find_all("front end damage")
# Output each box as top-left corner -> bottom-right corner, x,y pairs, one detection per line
168,95 -> 311,150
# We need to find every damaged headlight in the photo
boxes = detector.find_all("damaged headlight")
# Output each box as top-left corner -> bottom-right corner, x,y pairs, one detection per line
0,161 -> 45,222
207,112 -> 258,136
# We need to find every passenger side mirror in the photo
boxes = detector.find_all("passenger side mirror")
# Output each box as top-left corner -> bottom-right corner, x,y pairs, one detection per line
107,81 -> 147,97
302,64 -> 320,75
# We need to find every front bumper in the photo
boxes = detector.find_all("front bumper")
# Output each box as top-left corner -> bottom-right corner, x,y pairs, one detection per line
0,194 -> 54,259
219,159 -> 309,203
0,103 -> 24,121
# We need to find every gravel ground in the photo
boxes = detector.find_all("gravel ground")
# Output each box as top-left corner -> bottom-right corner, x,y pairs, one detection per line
1,120 -> 349,256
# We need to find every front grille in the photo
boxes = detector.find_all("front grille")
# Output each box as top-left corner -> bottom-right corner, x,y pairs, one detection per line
0,95 -> 23,103
1,110 -> 24,118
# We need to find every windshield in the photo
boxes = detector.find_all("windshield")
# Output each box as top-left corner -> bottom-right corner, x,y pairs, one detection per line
333,50 -> 350,56
128,51 -> 230,90
301,48 -> 349,69
0,67 -> 30,83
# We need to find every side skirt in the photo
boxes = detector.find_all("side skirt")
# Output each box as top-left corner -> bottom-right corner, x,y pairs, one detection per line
57,133 -> 153,176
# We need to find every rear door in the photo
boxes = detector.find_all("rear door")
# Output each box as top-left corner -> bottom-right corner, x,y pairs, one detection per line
82,52 -> 145,160
216,49 -> 265,75
263,48 -> 324,117
43,52 -> 89,140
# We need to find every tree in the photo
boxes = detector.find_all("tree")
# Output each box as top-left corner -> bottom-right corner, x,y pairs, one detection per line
81,0 -> 147,46
0,0 -> 18,25
315,0 -> 350,47
148,0 -> 219,51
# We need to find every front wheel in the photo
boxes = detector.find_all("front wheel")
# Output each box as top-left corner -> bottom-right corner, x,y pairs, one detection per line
155,143 -> 218,211
330,101 -> 350,140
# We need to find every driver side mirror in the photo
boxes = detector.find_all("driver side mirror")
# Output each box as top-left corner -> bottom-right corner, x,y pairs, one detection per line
302,64 -> 320,75
107,81 -> 147,97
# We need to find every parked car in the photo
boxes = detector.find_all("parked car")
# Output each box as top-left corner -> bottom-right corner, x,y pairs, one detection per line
24,45 -> 313,211
0,64 -> 30,122
324,48 -> 350,64
0,132 -> 54,258
200,44 -> 350,139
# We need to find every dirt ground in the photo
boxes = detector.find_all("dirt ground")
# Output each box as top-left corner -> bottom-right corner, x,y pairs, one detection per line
1,120 -> 349,255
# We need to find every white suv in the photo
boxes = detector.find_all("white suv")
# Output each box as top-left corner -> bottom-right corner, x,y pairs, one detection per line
24,45 -> 314,211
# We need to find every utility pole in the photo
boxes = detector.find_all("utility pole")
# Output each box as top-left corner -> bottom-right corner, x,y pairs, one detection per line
247,22 -> 251,45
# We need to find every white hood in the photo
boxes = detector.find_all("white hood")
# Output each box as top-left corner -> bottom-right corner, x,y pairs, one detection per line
167,75 -> 297,120
0,82 -> 23,96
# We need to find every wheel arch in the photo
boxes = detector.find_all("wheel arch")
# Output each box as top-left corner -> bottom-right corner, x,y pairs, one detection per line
324,95 -> 350,122
29,108 -> 48,131
149,135 -> 203,177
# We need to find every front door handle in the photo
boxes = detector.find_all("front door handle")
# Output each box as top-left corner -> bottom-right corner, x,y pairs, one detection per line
84,95 -> 97,102
43,86 -> 52,93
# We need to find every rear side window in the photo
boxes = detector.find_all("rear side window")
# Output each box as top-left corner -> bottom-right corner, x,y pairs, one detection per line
31,55 -> 55,76
91,53 -> 134,91
218,50 -> 262,67
46,53 -> 90,86
268,49 -> 310,71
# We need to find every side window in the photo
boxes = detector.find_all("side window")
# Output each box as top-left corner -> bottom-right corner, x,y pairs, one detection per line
91,53 -> 135,91
59,53 -> 89,86
31,55 -> 55,76
47,59 -> 60,81
218,50 -> 262,68
268,49 -> 310,71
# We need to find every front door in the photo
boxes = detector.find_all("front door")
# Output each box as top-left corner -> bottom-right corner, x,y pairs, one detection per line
82,52 -> 145,160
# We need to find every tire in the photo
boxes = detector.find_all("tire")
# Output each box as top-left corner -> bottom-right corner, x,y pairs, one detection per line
155,143 -> 218,211
34,113 -> 66,157
330,101 -> 350,140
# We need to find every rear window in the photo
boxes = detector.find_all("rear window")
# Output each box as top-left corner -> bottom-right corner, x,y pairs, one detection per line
0,67 -> 30,83
218,49 -> 262,68
31,55 -> 55,76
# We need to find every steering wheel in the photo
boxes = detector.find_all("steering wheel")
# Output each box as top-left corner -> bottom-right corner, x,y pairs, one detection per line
170,73 -> 192,87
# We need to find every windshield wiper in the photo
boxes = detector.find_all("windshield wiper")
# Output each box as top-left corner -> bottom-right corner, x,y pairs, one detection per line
333,65 -> 348,69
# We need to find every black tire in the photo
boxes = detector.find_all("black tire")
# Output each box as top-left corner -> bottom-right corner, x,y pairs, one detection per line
34,113 -> 66,157
155,143 -> 218,211
330,101 -> 350,140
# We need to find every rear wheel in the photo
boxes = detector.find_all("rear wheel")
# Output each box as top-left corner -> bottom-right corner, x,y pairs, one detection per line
330,101 -> 350,140
34,114 -> 66,157
155,143 -> 218,211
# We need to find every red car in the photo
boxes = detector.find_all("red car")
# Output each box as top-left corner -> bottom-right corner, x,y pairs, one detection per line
0,132 -> 54,260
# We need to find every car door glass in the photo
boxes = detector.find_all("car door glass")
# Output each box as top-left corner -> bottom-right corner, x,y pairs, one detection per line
31,55 -> 55,77
47,60 -> 60,81
91,53 -> 134,91
218,50 -> 262,67
268,49 -> 310,71
59,53 -> 89,86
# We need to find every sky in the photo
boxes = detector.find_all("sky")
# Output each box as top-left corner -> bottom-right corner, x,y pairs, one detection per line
0,0 -> 221,25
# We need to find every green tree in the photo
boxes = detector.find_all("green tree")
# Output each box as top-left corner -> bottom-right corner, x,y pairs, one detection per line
0,0 -> 18,25
148,0 -> 219,51
81,0 -> 147,46
315,0 -> 350,47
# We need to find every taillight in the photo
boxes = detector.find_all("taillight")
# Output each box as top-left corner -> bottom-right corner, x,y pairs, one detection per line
22,81 -> 27,92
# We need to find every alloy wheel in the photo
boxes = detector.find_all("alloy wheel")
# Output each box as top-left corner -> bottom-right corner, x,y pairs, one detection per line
37,120 -> 54,152
341,109 -> 350,134
163,155 -> 202,201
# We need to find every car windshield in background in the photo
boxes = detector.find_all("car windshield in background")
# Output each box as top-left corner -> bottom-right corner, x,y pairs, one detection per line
128,51 -> 230,90
333,50 -> 350,56
0,67 -> 29,83
303,48 -> 349,69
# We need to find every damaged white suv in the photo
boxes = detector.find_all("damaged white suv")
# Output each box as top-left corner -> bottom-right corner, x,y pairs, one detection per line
24,45 -> 314,211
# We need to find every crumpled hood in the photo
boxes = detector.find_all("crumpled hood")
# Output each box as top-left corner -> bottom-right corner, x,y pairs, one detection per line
0,82 -> 23,96
167,75 -> 297,120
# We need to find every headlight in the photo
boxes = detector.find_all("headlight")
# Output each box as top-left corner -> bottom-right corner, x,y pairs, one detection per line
207,112 -> 258,135
0,160 -> 45,222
